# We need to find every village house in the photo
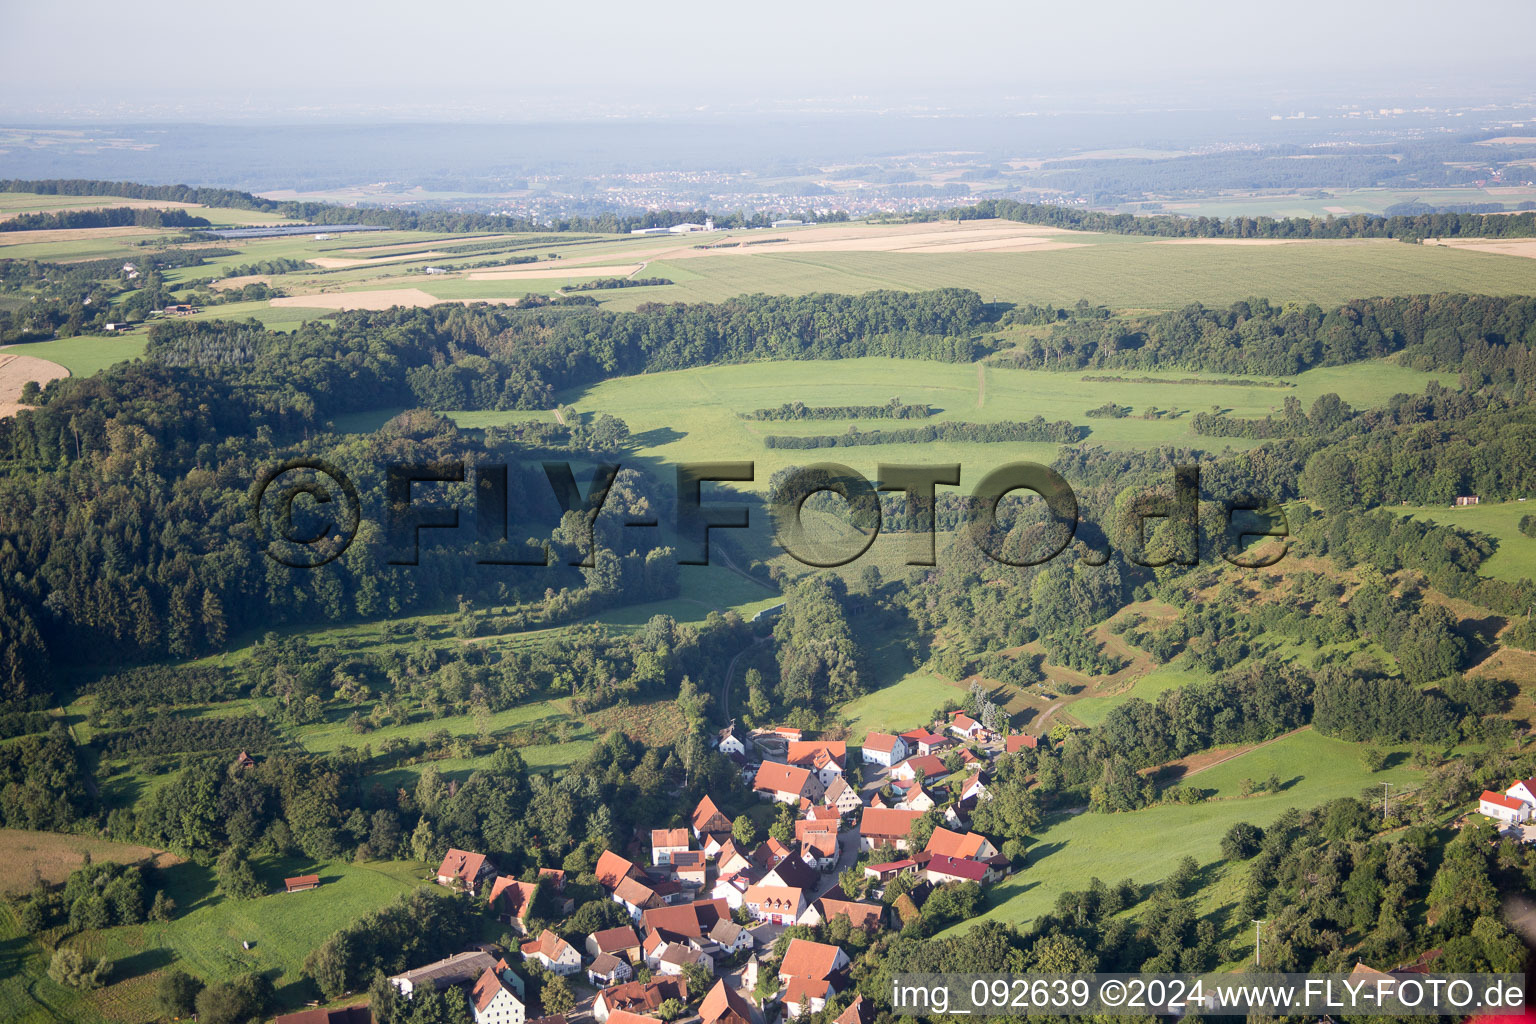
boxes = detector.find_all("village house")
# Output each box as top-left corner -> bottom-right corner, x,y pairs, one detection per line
586,952 -> 633,987
391,950 -> 500,997
437,849 -> 497,895
656,941 -> 714,977
693,795 -> 733,838
823,776 -> 863,816
1479,789 -> 1533,823
860,732 -> 907,767
777,938 -> 850,1016
795,820 -> 840,871
700,978 -> 762,1024
753,762 -> 824,804
274,1008 -> 371,1024
899,728 -> 952,756
671,850 -> 708,886
471,967 -> 527,1024
742,883 -> 805,924
924,826 -> 999,861
863,858 -> 919,884
893,781 -> 936,813
716,721 -> 748,758
709,917 -> 753,956
761,851 -> 818,891
1005,734 -> 1038,754
587,925 -> 642,964
488,877 -> 539,933
613,875 -> 662,919
858,807 -> 923,851
921,853 -> 992,886
796,890 -> 884,932
787,740 -> 847,789
520,929 -> 581,976
593,977 -> 689,1022
596,850 -> 642,890
948,710 -> 987,741
652,827 -> 691,865
836,995 -> 875,1024
890,754 -> 948,783
960,774 -> 991,804
716,840 -> 754,876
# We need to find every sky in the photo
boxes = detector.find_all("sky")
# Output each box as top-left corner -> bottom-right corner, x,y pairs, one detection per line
3,0 -> 1535,121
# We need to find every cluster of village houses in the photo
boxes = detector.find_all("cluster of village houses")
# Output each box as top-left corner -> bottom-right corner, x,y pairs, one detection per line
281,711 -> 1037,1024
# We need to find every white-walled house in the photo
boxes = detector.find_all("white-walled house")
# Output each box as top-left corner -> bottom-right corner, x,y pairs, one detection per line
860,732 -> 907,767
1481,789 -> 1533,823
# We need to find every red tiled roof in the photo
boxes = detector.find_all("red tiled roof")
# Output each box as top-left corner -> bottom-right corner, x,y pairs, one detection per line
700,979 -> 756,1024
925,826 -> 988,860
779,937 -> 845,981
590,925 -> 640,953
471,967 -> 515,1013
859,807 -> 922,839
614,876 -> 658,907
436,848 -> 488,883
488,876 -> 538,919
693,795 -> 732,834
924,854 -> 989,882
754,761 -> 817,797
1006,734 -> 1038,753
788,741 -> 847,771
599,977 -> 688,1014
1481,790 -> 1526,811
898,754 -> 947,777
596,850 -> 638,889
836,995 -> 874,1024
652,827 -> 690,849
861,732 -> 900,754
283,874 -> 319,891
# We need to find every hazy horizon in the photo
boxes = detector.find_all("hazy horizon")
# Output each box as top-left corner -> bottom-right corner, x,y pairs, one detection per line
4,0 -> 1535,122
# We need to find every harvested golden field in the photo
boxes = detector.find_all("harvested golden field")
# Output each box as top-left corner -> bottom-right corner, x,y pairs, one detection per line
0,352 -> 69,418
0,199 -> 200,221
0,225 -> 157,246
270,289 -> 517,310
1426,238 -> 1536,260
0,828 -> 180,894
468,262 -> 644,280
308,251 -> 450,269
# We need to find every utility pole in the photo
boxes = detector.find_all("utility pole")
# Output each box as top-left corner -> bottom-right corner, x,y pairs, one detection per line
1381,781 -> 1393,821
1252,919 -> 1267,968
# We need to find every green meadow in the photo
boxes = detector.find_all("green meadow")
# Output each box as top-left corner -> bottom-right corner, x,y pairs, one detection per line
438,357 -> 1455,494
958,729 -> 1420,932
1405,501 -> 1536,584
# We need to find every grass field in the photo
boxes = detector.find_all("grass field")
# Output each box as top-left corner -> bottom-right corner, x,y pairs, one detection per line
1064,659 -> 1212,727
0,815 -> 440,1022
842,671 -> 964,740
959,729 -> 1420,932
0,336 -> 146,376
1405,501 -> 1536,584
65,855 -> 430,1021
598,235 -> 1536,312
442,356 -> 1453,494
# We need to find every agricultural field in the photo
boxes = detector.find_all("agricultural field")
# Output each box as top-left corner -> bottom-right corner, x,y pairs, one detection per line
432,356 -> 1454,495
957,728 -> 1422,933
1405,500 -> 1536,584
842,671 -> 966,741
1121,185 -> 1536,219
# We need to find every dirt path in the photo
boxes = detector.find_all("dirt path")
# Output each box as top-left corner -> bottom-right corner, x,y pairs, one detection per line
1151,726 -> 1310,781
